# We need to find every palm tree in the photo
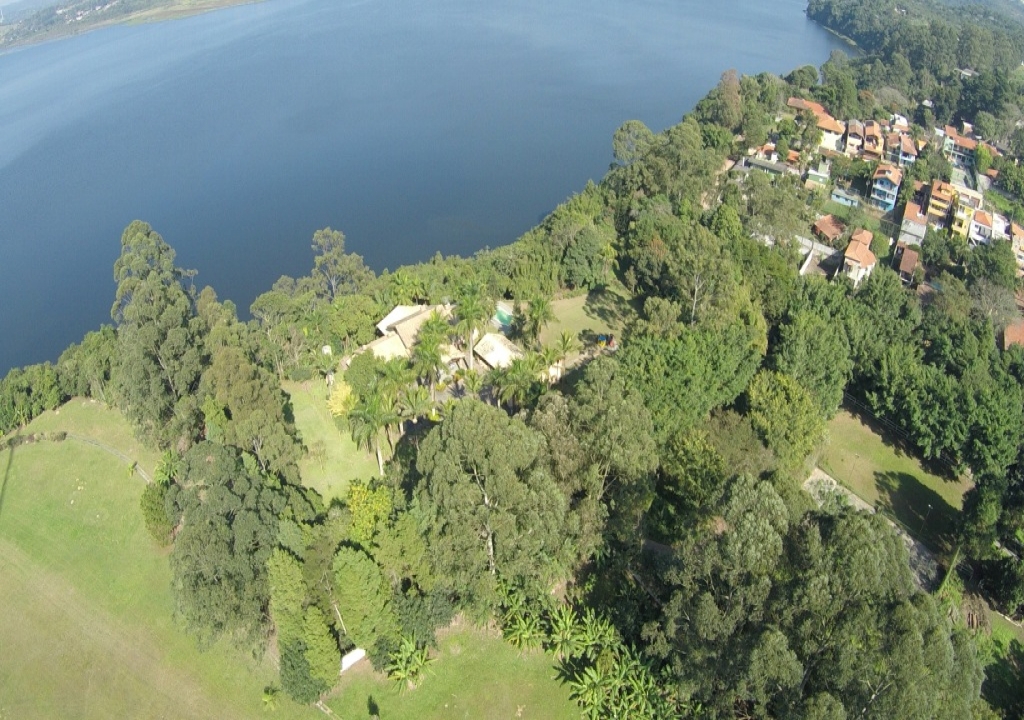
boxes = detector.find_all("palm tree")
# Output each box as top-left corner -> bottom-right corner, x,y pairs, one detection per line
484,366 -> 507,407
348,390 -> 395,476
540,345 -> 561,387
504,612 -> 545,651
261,684 -> 280,712
556,330 -> 580,365
459,368 -> 483,399
411,311 -> 450,400
412,340 -> 444,401
524,294 -> 555,348
389,268 -> 425,305
568,665 -> 612,720
455,283 -> 491,370
498,354 -> 543,412
398,384 -> 435,426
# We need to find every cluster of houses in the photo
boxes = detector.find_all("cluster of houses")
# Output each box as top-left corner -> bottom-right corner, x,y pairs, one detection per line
361,302 -> 524,374
810,215 -> 885,288
897,178 -> 1024,272
748,95 -> 1024,282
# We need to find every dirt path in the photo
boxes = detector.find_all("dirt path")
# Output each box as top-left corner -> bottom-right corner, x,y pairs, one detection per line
803,468 -> 941,590
65,433 -> 152,483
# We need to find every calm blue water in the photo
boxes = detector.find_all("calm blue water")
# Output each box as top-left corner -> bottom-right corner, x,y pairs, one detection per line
0,0 -> 846,374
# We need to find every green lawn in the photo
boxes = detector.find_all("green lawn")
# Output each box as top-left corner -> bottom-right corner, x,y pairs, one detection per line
821,200 -> 882,233
0,402 -> 319,720
541,283 -> 639,352
327,623 -> 578,719
981,613 -> 1024,717
284,379 -> 379,501
818,410 -> 972,555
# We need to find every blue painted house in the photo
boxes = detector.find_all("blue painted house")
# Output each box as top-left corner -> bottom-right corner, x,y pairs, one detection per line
870,163 -> 903,213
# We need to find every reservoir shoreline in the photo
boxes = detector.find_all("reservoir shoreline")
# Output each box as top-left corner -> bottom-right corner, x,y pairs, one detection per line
0,0 -> 849,375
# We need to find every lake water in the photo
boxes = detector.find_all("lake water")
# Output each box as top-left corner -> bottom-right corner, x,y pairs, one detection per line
0,0 -> 846,374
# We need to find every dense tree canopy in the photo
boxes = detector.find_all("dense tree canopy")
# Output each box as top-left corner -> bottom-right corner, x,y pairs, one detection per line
415,400 -> 569,611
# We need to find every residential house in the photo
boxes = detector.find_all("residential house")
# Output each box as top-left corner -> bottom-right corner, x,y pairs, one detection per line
787,97 -> 827,116
1004,320 -> 1024,350
842,229 -> 877,288
785,97 -> 845,154
950,185 -> 983,238
818,114 -> 846,153
1012,224 -> 1024,276
366,304 -> 455,361
862,121 -> 884,161
885,132 -> 918,167
926,179 -> 956,228
813,214 -> 846,245
871,163 -> 903,212
830,187 -> 860,208
362,332 -> 411,362
845,120 -> 865,156
741,156 -> 799,178
893,242 -> 920,285
994,213 -> 1011,241
942,125 -> 978,166
898,201 -> 928,247
805,158 -> 831,187
473,332 -> 524,371
968,210 -> 994,246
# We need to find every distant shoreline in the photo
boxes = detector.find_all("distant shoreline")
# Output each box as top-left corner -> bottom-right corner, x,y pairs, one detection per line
0,0 -> 264,53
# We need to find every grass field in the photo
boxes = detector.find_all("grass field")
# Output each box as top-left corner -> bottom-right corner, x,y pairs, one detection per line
541,283 -> 639,352
1,399 -> 573,718
327,622 -> 578,719
818,409 -> 972,554
0,401 -> 319,720
284,379 -> 379,501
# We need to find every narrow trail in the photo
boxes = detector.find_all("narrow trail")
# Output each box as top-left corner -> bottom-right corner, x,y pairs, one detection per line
65,433 -> 152,484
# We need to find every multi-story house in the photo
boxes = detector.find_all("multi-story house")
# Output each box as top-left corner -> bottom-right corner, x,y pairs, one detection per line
842,229 -> 877,288
885,132 -> 918,167
942,125 -> 978,166
863,121 -> 884,161
871,163 -> 902,212
845,120 -> 865,156
950,185 -> 983,238
817,114 -> 846,153
926,180 -> 956,228
898,201 -> 928,246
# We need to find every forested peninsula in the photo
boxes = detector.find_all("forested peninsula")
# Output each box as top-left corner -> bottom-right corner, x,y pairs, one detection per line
4,0 -> 1024,717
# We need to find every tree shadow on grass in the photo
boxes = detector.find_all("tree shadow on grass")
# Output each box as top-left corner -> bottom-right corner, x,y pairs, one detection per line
582,287 -> 640,331
0,435 -> 18,529
983,638 -> 1024,719
843,401 -> 960,483
874,470 -> 957,553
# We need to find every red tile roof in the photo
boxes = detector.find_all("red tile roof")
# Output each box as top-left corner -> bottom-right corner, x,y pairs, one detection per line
900,134 -> 918,157
787,97 -> 826,117
818,114 -> 846,135
873,163 -> 903,186
850,228 -> 873,246
898,245 -> 919,275
845,234 -> 876,267
931,179 -> 955,203
1004,320 -> 1024,350
813,214 -> 846,242
903,201 -> 926,224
